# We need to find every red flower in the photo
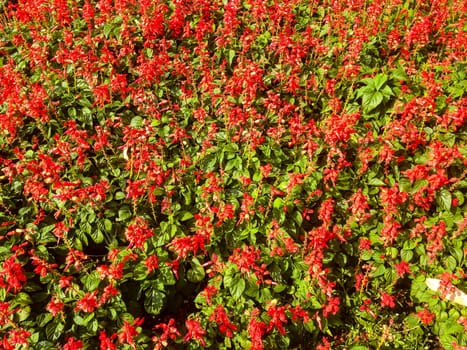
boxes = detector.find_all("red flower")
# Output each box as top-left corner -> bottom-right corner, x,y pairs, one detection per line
0,256 -> 27,293
46,297 -> 64,316
381,292 -> 396,308
7,328 -> 30,347
125,218 -> 154,249
248,309 -> 266,350
416,309 -> 435,325
183,319 -> 206,347
75,291 -> 99,313
145,255 -> 159,273
153,318 -> 180,349
323,296 -> 340,318
118,317 -> 144,349
266,304 -> 288,335
288,305 -> 310,323
99,330 -> 117,350
63,337 -> 83,350
395,261 -> 411,276
0,302 -> 16,327
359,238 -> 372,251
209,305 -> 237,337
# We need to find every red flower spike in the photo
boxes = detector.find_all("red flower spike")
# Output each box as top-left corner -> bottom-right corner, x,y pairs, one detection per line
183,319 -> 206,347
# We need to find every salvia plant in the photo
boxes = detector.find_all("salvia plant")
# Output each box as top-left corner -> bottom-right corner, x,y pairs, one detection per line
0,0 -> 466,349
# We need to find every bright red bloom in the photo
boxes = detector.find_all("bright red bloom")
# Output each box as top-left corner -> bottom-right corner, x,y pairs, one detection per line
7,328 -> 31,347
266,304 -> 288,335
288,305 -> 309,323
145,255 -> 159,273
395,261 -> 411,276
183,319 -> 206,347
323,296 -> 340,318
381,292 -> 396,308
0,302 -> 16,326
248,309 -> 266,350
75,291 -> 99,313
99,330 -> 117,350
0,256 -> 27,293
316,337 -> 331,350
118,317 -> 144,349
63,337 -> 83,350
152,318 -> 180,349
125,218 -> 154,249
359,238 -> 372,251
210,305 -> 238,337
46,297 -> 64,316
416,309 -> 435,325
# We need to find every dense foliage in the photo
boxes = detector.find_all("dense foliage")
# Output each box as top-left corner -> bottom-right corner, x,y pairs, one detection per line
0,0 -> 466,348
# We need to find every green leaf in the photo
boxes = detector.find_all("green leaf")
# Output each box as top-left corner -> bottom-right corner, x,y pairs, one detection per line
445,255 -> 457,271
373,73 -> 388,90
104,219 -> 113,232
13,292 -> 32,306
115,191 -> 126,200
46,320 -> 64,341
187,258 -> 206,283
403,240 -> 417,250
371,264 -> 386,277
178,211 -> 193,221
437,189 -> 452,211
17,306 -> 31,322
118,206 -> 132,221
229,277 -> 245,299
90,229 -> 105,244
228,49 -> 235,66
362,91 -> 384,111
144,289 -> 165,315
401,249 -> 413,262
68,107 -> 77,118
81,271 -> 101,291
368,177 -> 385,186
159,265 -> 176,286
130,116 -> 144,128
452,247 -> 464,264
454,190 -> 464,206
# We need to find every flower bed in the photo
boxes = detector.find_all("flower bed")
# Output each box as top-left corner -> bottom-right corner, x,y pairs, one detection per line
0,0 -> 466,349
